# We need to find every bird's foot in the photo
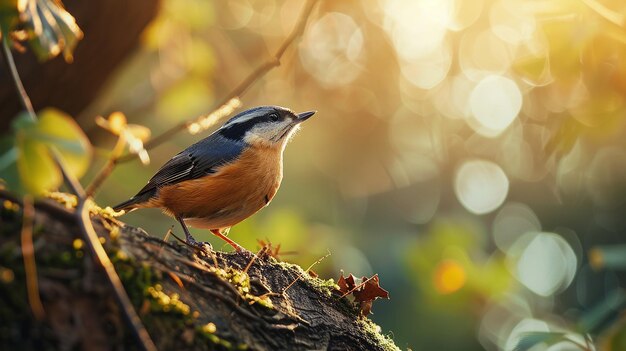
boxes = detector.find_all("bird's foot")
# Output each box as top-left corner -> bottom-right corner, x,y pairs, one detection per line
210,229 -> 244,252
185,234 -> 213,252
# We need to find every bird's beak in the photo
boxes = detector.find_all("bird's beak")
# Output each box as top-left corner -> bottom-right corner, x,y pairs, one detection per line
296,110 -> 316,123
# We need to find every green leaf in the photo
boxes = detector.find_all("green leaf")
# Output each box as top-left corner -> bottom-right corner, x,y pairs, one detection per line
0,145 -> 18,172
15,132 -> 61,195
513,332 -> 571,351
35,108 -> 91,179
3,108 -> 91,196
0,136 -> 22,193
11,112 -> 37,131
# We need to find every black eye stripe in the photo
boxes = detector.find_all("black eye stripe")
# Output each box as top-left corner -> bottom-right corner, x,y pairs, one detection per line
219,112 -> 282,140
219,119 -> 259,140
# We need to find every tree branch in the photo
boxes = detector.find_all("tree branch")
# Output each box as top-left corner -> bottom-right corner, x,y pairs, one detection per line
1,30 -> 37,121
75,199 -> 157,351
0,192 -> 400,350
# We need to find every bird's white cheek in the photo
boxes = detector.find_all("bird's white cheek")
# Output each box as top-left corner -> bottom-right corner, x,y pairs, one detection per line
243,132 -> 275,147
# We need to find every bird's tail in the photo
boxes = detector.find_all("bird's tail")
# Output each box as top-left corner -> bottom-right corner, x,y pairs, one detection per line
112,198 -> 139,213
112,192 -> 153,213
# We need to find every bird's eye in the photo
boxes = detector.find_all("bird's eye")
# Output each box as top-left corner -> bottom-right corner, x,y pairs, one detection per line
269,113 -> 280,122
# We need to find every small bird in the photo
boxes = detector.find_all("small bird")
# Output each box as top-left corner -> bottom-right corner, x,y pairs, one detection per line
113,106 -> 315,251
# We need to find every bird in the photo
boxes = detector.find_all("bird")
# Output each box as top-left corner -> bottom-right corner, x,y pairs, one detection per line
113,106 -> 315,251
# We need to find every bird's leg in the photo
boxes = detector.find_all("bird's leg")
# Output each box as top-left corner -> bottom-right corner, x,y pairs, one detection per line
176,216 -> 212,250
210,229 -> 243,252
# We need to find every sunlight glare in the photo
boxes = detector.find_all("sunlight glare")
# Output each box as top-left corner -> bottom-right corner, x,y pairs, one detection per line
448,0 -> 483,31
460,30 -> 512,80
400,40 -> 452,89
489,0 -> 536,44
469,75 -> 522,137
454,159 -> 509,215
511,232 -> 577,297
492,202 -> 541,252
299,13 -> 364,87
383,0 -> 452,60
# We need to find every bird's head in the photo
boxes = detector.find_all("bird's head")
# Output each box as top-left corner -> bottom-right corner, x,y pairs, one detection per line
219,106 -> 315,148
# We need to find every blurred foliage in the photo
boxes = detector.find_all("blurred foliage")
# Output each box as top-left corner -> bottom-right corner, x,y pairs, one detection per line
0,0 -> 86,196
0,108 -> 90,195
514,332 -> 592,351
95,112 -> 151,165
0,0 -> 83,62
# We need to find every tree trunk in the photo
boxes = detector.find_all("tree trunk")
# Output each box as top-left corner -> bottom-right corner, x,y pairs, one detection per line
0,0 -> 161,131
0,191 -> 399,351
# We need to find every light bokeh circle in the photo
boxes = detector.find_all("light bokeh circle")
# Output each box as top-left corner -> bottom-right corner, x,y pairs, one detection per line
509,232 -> 578,297
454,159 -> 509,215
469,75 -> 522,137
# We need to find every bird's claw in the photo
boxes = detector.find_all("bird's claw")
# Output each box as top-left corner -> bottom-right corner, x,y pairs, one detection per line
185,236 -> 213,251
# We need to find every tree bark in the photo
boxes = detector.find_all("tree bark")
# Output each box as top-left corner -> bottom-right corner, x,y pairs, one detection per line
0,191 -> 399,351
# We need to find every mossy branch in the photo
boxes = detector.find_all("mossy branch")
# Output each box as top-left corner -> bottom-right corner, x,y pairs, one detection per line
0,191 -> 400,350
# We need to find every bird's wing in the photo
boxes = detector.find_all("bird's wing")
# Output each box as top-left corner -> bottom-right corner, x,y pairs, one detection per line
134,133 -> 245,197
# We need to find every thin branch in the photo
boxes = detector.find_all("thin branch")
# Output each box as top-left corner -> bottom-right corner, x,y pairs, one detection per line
282,249 -> 331,294
157,227 -> 174,258
50,148 -> 85,198
117,0 -> 319,163
243,246 -> 268,275
85,133 -> 127,197
340,275 -> 376,299
1,29 -> 36,121
20,195 -> 45,320
76,199 -> 157,351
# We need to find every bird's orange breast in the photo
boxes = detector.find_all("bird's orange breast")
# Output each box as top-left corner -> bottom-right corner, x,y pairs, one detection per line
154,145 -> 283,230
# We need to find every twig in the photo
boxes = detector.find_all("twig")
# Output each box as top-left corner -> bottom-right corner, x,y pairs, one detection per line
282,249 -> 331,294
85,132 -> 127,197
20,195 -> 45,320
50,148 -> 85,198
339,275 -> 375,299
157,227 -> 174,259
167,271 -> 184,289
1,29 -> 36,121
243,246 -> 268,274
117,0 -> 320,163
76,199 -> 157,351
167,230 -> 203,251
304,249 -> 331,273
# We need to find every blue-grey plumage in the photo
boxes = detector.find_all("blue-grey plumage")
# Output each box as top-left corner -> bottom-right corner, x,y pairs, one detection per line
113,105 -> 315,251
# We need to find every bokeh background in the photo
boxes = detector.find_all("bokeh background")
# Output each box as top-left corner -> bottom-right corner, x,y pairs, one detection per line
68,0 -> 626,349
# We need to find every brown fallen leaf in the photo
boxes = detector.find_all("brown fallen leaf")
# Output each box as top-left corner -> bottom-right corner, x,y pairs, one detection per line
336,272 -> 390,316
353,274 -> 389,302
337,273 -> 358,295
